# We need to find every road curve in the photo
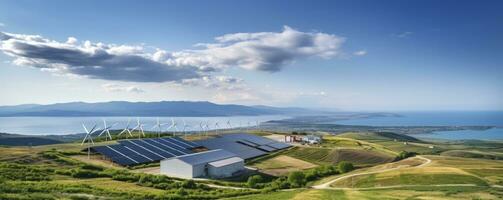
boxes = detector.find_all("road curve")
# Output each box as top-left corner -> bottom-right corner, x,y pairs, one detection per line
312,156 -> 431,189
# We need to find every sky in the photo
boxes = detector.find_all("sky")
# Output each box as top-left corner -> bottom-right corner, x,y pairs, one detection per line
0,0 -> 502,111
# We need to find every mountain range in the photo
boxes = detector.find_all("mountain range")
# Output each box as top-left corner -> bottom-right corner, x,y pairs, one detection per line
0,101 -> 320,117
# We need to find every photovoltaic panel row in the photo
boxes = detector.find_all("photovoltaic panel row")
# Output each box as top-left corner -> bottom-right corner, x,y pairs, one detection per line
196,138 -> 267,159
266,142 -> 291,150
172,137 -> 200,148
145,138 -> 190,155
221,133 -> 275,145
236,140 -> 257,147
256,145 -> 276,152
92,145 -> 136,166
91,137 -> 201,166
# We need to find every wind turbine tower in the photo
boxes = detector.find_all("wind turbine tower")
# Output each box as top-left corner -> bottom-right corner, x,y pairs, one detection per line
81,123 -> 97,159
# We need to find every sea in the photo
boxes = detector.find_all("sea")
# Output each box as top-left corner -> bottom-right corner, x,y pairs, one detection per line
336,111 -> 503,140
0,115 -> 289,136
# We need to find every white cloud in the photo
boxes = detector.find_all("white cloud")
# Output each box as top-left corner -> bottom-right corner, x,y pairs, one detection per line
163,26 -> 346,72
395,31 -> 413,38
102,83 -> 145,93
353,50 -> 367,56
0,23 -> 5,27
0,32 -> 200,82
0,26 -> 347,84
66,37 -> 78,45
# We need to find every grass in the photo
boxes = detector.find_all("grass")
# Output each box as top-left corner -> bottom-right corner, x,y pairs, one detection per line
251,155 -> 318,176
226,187 -> 503,200
283,146 -> 394,167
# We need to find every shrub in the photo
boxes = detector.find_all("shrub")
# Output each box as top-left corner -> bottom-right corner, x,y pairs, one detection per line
246,175 -> 263,188
181,180 -> 197,189
396,151 -> 417,161
337,161 -> 354,173
287,171 -> 305,187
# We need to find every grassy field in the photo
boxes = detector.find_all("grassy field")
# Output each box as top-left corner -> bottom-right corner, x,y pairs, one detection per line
226,187 -> 503,200
329,155 -> 503,189
282,146 -> 394,167
251,155 -> 318,176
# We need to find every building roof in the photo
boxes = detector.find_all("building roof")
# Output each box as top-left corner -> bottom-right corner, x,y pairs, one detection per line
208,157 -> 244,167
164,149 -> 236,166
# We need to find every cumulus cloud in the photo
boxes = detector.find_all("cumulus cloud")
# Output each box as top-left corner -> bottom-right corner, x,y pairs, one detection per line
0,26 -> 347,84
0,32 -> 200,82
178,75 -> 246,91
353,50 -> 367,56
165,26 -> 345,72
102,83 -> 145,93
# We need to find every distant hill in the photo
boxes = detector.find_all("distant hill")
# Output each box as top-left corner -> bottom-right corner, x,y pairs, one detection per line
0,101 -> 318,117
0,133 -> 64,146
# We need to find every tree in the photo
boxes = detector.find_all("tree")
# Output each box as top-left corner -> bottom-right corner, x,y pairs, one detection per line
287,171 -> 305,187
247,175 -> 263,188
396,151 -> 417,161
337,161 -> 354,173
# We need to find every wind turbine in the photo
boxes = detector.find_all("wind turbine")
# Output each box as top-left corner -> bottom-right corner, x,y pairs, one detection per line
98,119 -> 116,141
199,121 -> 205,139
81,123 -> 98,159
131,118 -> 146,139
214,121 -> 220,135
204,120 -> 210,137
118,118 -> 133,138
151,117 -> 168,138
182,119 -> 190,139
166,118 -> 178,136
226,120 -> 232,129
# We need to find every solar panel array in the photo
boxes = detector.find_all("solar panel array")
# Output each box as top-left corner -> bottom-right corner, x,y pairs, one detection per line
91,137 -> 201,166
196,133 -> 292,159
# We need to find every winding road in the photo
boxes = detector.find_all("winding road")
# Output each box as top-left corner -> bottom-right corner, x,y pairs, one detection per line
311,156 -> 431,189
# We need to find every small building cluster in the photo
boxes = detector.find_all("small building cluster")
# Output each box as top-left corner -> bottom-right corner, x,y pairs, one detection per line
284,134 -> 322,144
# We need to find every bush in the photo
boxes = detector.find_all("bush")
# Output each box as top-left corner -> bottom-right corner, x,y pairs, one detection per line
70,169 -> 105,178
396,151 -> 417,161
337,161 -> 354,173
287,171 -> 305,187
181,180 -> 197,189
246,175 -> 263,188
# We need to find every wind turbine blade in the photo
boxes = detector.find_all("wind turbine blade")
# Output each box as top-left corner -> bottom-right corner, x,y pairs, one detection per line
98,129 -> 106,136
89,124 -> 98,134
82,124 -> 89,133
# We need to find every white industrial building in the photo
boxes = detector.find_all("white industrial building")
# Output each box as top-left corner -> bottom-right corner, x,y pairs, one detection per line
160,149 -> 244,179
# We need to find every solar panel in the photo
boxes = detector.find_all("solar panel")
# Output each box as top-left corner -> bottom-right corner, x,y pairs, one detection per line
196,138 -> 267,159
158,138 -> 193,153
256,145 -> 276,152
144,139 -> 189,155
90,134 -> 288,166
118,140 -> 164,160
172,137 -> 200,148
266,142 -> 292,150
237,140 -> 257,147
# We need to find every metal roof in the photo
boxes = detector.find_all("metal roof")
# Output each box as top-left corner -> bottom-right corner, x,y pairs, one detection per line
165,149 -> 236,166
208,157 -> 244,167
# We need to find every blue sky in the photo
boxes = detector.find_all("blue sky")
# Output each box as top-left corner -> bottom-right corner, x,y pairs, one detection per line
0,0 -> 502,111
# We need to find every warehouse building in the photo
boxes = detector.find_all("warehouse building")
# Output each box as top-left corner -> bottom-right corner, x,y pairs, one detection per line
160,149 -> 244,179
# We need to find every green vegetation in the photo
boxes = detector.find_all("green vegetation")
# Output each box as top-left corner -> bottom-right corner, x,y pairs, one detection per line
2,129 -> 503,199
395,151 -> 417,161
337,161 -> 354,173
